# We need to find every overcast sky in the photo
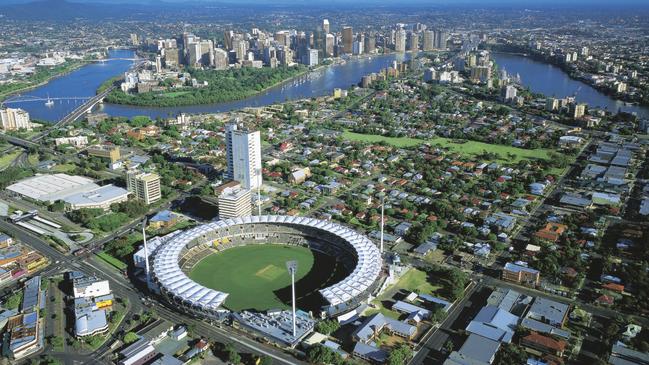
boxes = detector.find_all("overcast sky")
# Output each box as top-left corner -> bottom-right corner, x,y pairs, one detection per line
5,0 -> 649,5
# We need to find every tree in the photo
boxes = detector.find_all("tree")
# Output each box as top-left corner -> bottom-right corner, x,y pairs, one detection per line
494,343 -> 527,365
306,344 -> 343,365
225,344 -> 241,364
387,344 -> 413,365
259,356 -> 273,365
123,332 -> 139,345
315,319 -> 340,335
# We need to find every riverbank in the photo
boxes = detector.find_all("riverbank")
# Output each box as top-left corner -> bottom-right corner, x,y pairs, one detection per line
489,43 -> 648,108
104,65 -> 311,107
0,61 -> 86,102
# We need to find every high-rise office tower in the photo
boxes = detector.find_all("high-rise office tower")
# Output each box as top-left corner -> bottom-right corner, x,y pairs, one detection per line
126,171 -> 162,205
324,34 -> 335,57
213,48 -> 229,69
434,30 -> 448,50
232,39 -> 248,62
322,19 -> 330,34
342,26 -> 353,54
225,123 -> 262,190
406,32 -> 418,51
394,29 -> 406,53
364,32 -> 376,54
223,31 -> 234,50
422,30 -> 434,51
274,31 -> 290,47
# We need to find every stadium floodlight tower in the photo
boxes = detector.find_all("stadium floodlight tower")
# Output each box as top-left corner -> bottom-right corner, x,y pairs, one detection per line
286,260 -> 298,337
142,218 -> 150,287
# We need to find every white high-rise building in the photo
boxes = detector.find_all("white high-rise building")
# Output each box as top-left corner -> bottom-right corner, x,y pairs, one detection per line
0,107 -> 31,131
225,123 -> 262,190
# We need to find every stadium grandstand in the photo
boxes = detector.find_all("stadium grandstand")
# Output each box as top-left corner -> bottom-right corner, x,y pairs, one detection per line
149,215 -> 383,319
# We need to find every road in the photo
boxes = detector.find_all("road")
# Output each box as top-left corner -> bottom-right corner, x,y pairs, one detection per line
408,281 -> 479,365
0,219 -> 306,365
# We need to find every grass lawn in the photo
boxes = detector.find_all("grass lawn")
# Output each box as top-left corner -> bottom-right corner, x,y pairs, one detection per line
96,251 -> 127,271
342,131 -> 555,163
51,163 -> 77,172
158,91 -> 191,98
0,150 -> 21,169
189,244 -> 314,311
28,153 -> 39,166
394,268 -> 441,296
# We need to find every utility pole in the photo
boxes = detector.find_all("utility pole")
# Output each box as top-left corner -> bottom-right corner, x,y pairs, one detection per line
286,260 -> 298,337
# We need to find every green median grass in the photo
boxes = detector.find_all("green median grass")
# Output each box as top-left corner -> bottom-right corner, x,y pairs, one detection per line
342,131 -> 554,163
96,251 -> 127,271
189,244 -> 314,311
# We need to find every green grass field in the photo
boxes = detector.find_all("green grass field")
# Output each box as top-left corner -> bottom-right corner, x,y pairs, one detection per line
158,91 -> 191,98
342,131 -> 554,163
189,244 -> 314,311
96,251 -> 127,271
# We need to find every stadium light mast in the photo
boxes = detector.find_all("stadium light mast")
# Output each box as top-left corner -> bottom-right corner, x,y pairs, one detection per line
380,195 -> 385,254
286,260 -> 298,337
142,218 -> 150,286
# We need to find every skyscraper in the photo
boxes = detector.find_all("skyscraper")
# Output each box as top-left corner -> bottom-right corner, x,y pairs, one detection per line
364,32 -> 376,54
394,29 -> 406,53
422,30 -> 434,51
342,26 -> 353,54
225,123 -> 262,190
324,33 -> 335,57
322,19 -> 330,34
434,30 -> 448,50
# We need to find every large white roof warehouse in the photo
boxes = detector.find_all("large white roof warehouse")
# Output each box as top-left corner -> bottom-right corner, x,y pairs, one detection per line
6,173 -> 128,210
7,174 -> 99,203
150,215 -> 382,319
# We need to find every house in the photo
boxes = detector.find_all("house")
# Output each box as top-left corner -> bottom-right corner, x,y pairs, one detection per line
534,223 -> 567,243
485,212 -> 517,232
465,305 -> 519,343
394,222 -> 413,236
352,313 -> 417,343
289,167 -> 312,184
559,193 -> 592,209
353,342 -> 388,363
392,301 -> 431,321
520,332 -> 567,358
148,210 -> 178,230
502,262 -> 540,287
443,333 -> 501,365
592,192 -> 621,206
525,297 -> 569,328
609,344 -> 649,365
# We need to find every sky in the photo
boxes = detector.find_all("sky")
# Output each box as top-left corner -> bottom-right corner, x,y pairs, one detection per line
4,0 -> 649,5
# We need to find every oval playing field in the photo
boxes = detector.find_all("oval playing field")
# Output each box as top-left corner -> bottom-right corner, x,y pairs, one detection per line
189,244 -> 316,311
150,216 -> 382,319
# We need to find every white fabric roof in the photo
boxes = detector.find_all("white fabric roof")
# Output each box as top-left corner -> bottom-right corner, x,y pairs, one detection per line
151,215 -> 382,310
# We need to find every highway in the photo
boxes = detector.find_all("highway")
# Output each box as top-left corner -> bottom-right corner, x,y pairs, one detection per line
0,219 -> 306,365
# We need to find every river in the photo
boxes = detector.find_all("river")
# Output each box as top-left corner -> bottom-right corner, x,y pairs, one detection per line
493,52 -> 649,118
7,49 -> 411,122
14,50 -> 642,122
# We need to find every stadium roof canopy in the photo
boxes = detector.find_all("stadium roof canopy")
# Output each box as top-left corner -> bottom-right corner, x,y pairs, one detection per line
151,215 -> 382,311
